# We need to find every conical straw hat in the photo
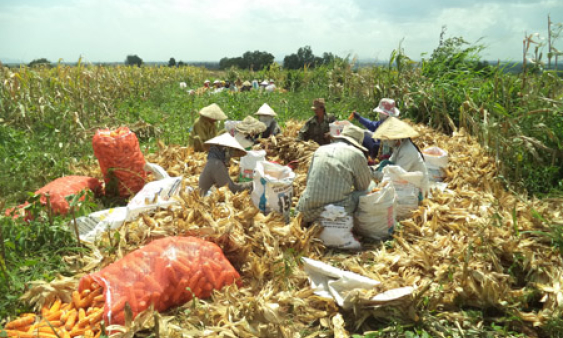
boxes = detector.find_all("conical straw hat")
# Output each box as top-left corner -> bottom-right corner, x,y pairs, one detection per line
372,117 -> 419,140
204,133 -> 247,156
199,103 -> 228,120
333,124 -> 367,152
235,116 -> 267,134
255,103 -> 277,116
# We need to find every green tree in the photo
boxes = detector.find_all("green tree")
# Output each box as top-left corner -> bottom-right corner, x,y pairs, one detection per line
125,54 -> 143,67
168,57 -> 176,67
283,46 -> 324,69
28,58 -> 51,67
219,50 -> 274,70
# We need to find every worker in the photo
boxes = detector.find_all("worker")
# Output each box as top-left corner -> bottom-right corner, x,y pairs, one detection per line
188,103 -> 228,152
297,124 -> 373,223
240,81 -> 252,92
199,133 -> 252,196
297,98 -> 335,145
265,79 -> 276,93
234,116 -> 267,149
203,79 -> 211,88
255,103 -> 281,138
371,117 -> 429,196
352,98 -> 400,160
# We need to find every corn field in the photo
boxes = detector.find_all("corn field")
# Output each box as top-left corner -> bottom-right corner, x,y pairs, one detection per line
1,55 -> 562,204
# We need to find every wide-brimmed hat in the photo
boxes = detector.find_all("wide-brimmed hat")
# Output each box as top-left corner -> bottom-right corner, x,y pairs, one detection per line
260,80 -> 269,86
333,124 -> 367,152
204,79 -> 210,84
311,98 -> 325,110
242,81 -> 252,87
204,133 -> 247,156
213,80 -> 221,84
255,103 -> 277,117
198,103 -> 228,120
372,117 -> 419,140
373,98 -> 400,117
235,116 -> 267,134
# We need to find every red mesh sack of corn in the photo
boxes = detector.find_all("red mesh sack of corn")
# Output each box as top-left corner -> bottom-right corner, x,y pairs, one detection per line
92,127 -> 146,197
78,236 -> 243,325
34,176 -> 102,215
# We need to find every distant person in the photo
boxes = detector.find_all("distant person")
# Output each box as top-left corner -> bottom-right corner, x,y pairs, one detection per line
213,80 -> 225,93
240,81 -> 252,92
203,79 -> 211,88
297,98 -> 335,146
255,103 -> 281,138
189,103 -> 228,152
252,79 -> 259,90
265,79 -> 276,93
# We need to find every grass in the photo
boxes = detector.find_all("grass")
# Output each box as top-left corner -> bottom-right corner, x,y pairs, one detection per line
0,201 -> 84,319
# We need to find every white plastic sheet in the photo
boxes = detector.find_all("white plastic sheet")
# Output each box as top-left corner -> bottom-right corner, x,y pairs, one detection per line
302,258 -> 415,310
78,177 -> 185,242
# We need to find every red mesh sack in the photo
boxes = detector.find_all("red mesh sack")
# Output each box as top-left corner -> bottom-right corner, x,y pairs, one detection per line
34,176 -> 102,215
4,202 -> 30,220
78,237 -> 243,325
92,127 -> 146,197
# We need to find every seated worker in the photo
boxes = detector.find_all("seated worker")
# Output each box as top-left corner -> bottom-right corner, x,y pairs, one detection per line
255,103 -> 281,138
203,79 -> 211,88
297,124 -> 373,223
371,117 -> 429,196
296,98 -> 336,146
234,116 -> 267,149
188,103 -> 228,152
352,98 -> 400,160
240,81 -> 252,92
199,133 -> 253,196
265,79 -> 276,93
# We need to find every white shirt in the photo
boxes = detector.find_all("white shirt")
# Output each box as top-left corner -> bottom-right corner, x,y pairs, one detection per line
389,139 -> 429,194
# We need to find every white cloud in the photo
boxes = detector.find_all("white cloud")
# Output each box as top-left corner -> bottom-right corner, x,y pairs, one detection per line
0,0 -> 561,63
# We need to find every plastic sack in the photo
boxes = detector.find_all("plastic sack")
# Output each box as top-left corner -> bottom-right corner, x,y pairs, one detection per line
318,205 -> 361,250
78,237 -> 242,325
32,176 -> 102,215
239,150 -> 267,182
422,147 -> 448,182
77,207 -> 128,242
144,162 -> 170,181
4,202 -> 30,220
78,177 -> 183,243
126,176 -> 182,221
382,166 -> 423,220
93,127 -> 147,197
251,161 -> 295,222
224,120 -> 241,137
354,182 -> 396,240
329,121 -> 351,137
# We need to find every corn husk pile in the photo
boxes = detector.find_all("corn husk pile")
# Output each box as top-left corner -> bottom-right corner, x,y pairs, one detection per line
34,120 -> 563,337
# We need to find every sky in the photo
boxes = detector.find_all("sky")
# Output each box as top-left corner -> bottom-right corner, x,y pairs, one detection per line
0,0 -> 562,64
